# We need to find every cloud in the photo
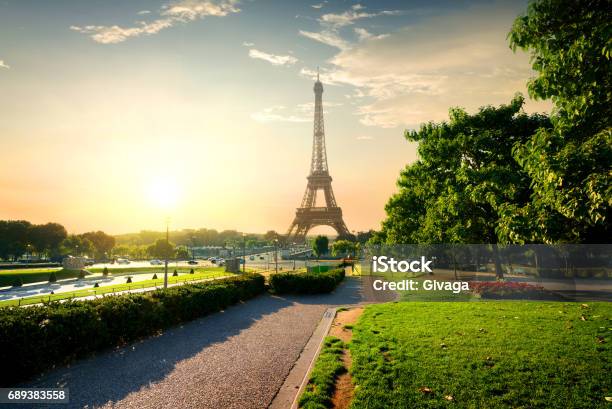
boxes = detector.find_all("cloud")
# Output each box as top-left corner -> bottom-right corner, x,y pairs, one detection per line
356,135 -> 374,140
319,4 -> 377,28
242,41 -> 254,46
300,3 -> 551,129
311,2 -> 327,9
251,106 -> 310,123
137,10 -> 152,15
71,0 -> 240,44
354,27 -> 388,41
299,4 -> 398,50
248,49 -> 298,66
251,101 -> 342,123
299,30 -> 348,49
0,60 -> 9,69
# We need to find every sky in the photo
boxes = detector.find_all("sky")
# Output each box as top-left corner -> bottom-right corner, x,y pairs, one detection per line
0,0 -> 552,235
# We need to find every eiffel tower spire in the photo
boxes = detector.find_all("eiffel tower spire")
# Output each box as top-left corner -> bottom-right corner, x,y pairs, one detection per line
286,73 -> 350,241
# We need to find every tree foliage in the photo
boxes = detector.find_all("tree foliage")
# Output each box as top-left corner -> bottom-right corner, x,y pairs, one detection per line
312,235 -> 329,257
379,96 -> 549,245
505,0 -> 611,243
331,239 -> 357,257
378,0 -> 610,246
147,239 -> 176,259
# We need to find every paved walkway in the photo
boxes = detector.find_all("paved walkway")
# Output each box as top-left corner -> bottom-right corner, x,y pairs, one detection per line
24,278 -> 364,409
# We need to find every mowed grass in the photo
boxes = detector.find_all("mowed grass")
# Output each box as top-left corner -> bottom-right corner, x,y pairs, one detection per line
0,265 -> 221,287
348,301 -> 611,409
0,268 -> 65,287
0,268 -> 233,307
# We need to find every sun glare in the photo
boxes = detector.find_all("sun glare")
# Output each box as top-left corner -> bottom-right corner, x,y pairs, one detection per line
145,177 -> 180,210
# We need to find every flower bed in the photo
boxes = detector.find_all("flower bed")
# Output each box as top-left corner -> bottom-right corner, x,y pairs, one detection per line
469,281 -> 563,300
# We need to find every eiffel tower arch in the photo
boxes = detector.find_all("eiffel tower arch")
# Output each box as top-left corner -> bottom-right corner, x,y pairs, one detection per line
286,71 -> 350,242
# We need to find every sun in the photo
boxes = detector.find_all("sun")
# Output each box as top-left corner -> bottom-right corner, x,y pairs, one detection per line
145,176 -> 180,210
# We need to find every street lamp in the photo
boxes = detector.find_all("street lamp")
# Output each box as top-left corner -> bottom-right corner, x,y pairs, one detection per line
242,233 -> 246,273
164,217 -> 170,289
274,238 -> 279,274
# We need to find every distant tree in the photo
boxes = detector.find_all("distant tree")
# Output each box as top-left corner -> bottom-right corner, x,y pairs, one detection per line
147,239 -> 176,259
175,246 -> 190,260
61,235 -> 94,257
29,223 -> 68,257
356,230 -> 375,244
81,231 -> 115,259
0,220 -> 31,260
331,240 -> 357,257
312,235 -> 329,257
264,230 -> 279,242
505,0 -> 611,242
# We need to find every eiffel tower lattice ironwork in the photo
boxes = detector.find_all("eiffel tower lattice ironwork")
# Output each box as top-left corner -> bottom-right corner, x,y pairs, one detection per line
286,71 -> 350,241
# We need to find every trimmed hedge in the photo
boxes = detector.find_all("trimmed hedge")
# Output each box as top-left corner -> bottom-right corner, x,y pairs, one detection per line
0,273 -> 265,386
269,268 -> 345,294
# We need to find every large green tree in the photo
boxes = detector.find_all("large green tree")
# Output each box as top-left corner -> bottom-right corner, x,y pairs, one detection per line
379,96 -> 550,247
504,0 -> 611,243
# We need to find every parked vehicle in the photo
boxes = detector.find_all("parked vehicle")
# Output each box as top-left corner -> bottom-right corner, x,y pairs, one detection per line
249,256 -> 255,260
150,259 -> 163,265
187,260 -> 198,265
116,258 -> 130,265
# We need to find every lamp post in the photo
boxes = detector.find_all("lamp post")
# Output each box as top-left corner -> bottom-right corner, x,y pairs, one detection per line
164,217 -> 170,289
274,238 -> 279,274
242,233 -> 246,273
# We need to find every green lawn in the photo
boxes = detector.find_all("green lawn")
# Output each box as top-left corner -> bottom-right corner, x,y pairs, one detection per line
0,267 -> 66,287
0,269 -> 233,307
0,265 -> 220,287
346,301 -> 611,408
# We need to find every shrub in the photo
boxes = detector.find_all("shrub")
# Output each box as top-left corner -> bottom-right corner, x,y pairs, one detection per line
102,267 -> 109,276
93,283 -> 99,288
12,278 -> 23,287
126,277 -> 132,283
172,270 -> 178,277
48,272 -> 57,283
269,268 -> 345,294
78,270 -> 86,279
152,273 -> 158,280
190,268 -> 194,274
0,273 -> 265,386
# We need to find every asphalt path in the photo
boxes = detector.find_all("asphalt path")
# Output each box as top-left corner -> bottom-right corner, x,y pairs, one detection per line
23,277 -> 364,409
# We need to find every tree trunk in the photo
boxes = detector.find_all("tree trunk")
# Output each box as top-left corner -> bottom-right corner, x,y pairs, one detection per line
492,244 -> 504,279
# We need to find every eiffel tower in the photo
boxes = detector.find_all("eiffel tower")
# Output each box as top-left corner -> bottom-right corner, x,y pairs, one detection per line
286,71 -> 350,241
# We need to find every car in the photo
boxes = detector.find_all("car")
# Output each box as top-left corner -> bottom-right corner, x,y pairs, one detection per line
249,256 -> 255,260
187,260 -> 198,265
259,256 -> 265,260
150,259 -> 163,265
116,258 -> 130,265
210,257 -> 218,264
